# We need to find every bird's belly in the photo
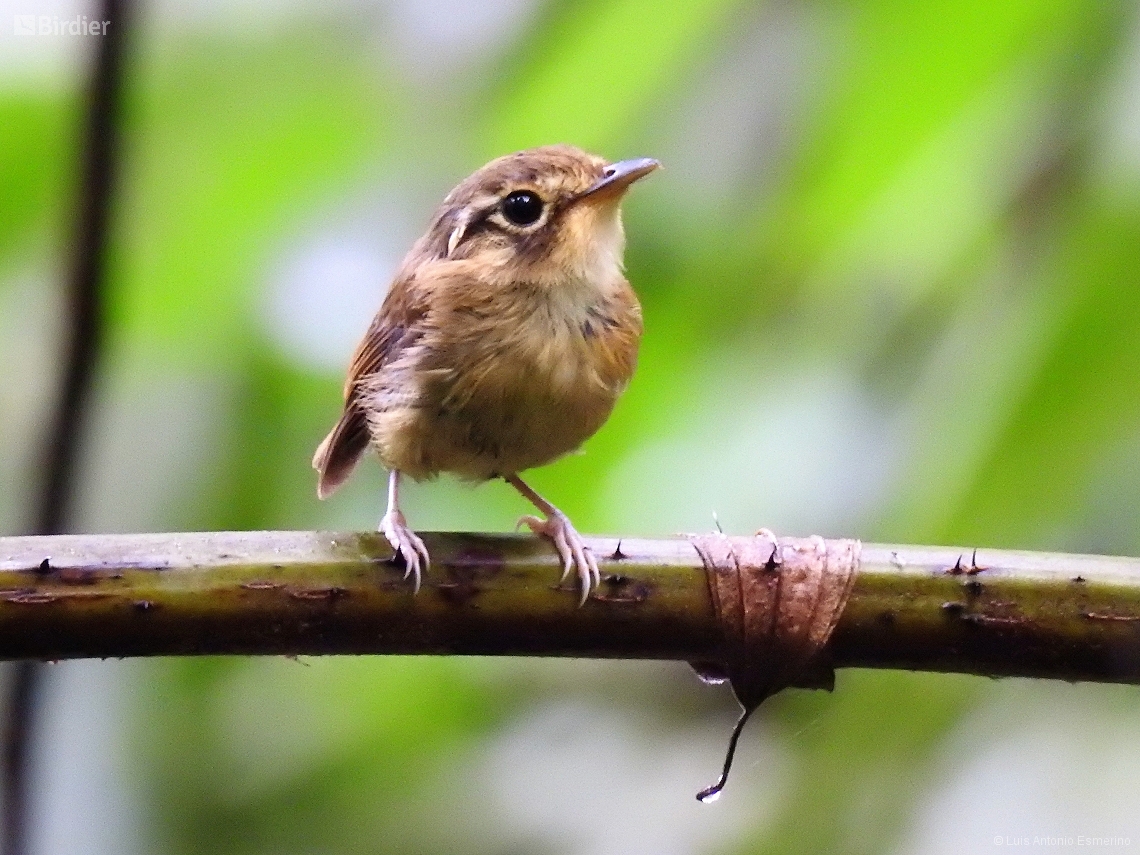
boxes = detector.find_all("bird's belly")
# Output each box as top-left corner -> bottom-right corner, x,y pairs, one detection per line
369,333 -> 621,481
420,351 -> 616,480
365,279 -> 641,481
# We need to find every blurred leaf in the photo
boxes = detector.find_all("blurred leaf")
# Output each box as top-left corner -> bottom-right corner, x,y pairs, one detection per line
110,31 -> 391,367
741,671 -> 982,855
481,0 -> 742,156
949,201 -> 1140,548
765,0 -> 1092,268
0,96 -> 75,267
142,656 -> 504,855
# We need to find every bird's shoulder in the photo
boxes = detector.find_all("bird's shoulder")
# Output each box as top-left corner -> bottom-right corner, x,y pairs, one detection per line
343,257 -> 490,398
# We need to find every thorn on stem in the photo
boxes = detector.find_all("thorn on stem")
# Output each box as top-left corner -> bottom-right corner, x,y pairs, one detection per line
966,548 -> 988,575
757,528 -> 781,571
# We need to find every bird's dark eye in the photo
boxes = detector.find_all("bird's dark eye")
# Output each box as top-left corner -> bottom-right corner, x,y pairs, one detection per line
501,191 -> 544,226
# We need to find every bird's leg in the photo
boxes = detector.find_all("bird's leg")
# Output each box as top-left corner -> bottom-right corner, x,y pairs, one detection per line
506,473 -> 600,606
379,469 -> 430,592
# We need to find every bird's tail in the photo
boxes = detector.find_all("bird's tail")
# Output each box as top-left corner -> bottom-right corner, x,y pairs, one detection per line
312,407 -> 370,499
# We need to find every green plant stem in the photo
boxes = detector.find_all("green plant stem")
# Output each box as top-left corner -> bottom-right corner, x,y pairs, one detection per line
0,531 -> 1137,683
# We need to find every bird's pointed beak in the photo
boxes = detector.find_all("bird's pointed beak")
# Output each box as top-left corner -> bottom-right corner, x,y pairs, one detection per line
576,157 -> 660,203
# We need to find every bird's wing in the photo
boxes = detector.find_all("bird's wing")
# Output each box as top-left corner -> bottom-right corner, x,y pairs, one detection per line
312,271 -> 426,499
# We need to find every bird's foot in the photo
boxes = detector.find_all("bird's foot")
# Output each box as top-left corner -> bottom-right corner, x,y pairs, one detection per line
517,510 -> 600,606
380,508 -> 430,592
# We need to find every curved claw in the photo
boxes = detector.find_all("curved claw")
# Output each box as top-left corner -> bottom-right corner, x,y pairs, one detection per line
380,509 -> 429,593
517,514 -> 572,582
518,510 -> 598,606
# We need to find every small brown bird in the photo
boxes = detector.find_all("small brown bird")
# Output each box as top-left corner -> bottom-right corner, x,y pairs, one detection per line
313,145 -> 658,604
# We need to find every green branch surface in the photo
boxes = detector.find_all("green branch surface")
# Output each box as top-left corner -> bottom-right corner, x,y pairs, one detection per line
0,531 -> 1137,684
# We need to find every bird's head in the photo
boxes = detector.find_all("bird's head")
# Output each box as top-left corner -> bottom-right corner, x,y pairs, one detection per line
418,145 -> 659,288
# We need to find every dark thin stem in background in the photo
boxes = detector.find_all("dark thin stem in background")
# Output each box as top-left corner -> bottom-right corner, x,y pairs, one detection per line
3,2 -> 130,854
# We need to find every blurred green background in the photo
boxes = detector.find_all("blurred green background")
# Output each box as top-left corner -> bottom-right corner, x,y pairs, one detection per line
4,0 -> 1140,852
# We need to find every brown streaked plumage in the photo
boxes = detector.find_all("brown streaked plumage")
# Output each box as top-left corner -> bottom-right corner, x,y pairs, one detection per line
313,144 -> 658,604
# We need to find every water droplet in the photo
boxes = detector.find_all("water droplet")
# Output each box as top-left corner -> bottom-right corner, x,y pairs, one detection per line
696,787 -> 722,804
